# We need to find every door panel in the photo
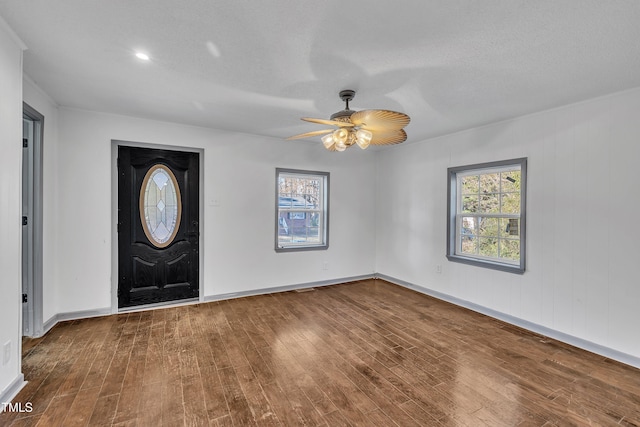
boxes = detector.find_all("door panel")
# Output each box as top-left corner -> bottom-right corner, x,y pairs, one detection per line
166,253 -> 189,283
118,146 -> 199,308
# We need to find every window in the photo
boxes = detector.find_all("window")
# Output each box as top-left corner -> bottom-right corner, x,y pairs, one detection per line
276,168 -> 329,252
140,164 -> 182,248
447,158 -> 527,273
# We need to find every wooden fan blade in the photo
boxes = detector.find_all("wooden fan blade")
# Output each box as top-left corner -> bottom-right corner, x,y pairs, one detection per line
350,109 -> 410,131
301,117 -> 354,127
286,129 -> 334,140
370,129 -> 407,145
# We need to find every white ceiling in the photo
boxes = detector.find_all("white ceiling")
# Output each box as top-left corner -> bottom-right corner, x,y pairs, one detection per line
2,0 -> 640,145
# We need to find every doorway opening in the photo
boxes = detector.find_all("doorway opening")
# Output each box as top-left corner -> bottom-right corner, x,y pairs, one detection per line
22,103 -> 44,337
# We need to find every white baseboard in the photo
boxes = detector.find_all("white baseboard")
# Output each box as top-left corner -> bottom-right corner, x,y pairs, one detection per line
0,374 -> 26,412
203,274 -> 375,302
42,307 -> 112,336
376,273 -> 640,370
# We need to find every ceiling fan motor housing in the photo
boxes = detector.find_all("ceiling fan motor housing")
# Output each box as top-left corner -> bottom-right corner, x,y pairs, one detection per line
330,109 -> 355,121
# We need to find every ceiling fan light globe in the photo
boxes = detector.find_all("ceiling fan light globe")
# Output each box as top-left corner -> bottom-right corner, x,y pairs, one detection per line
321,134 -> 335,149
355,129 -> 373,149
335,143 -> 347,152
333,128 -> 349,144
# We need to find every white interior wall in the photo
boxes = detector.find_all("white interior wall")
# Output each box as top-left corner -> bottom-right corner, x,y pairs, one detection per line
52,108 -> 376,316
0,18 -> 25,402
375,87 -> 640,362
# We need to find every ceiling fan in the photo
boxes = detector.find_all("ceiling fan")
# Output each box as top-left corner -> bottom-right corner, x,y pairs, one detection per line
287,90 -> 410,152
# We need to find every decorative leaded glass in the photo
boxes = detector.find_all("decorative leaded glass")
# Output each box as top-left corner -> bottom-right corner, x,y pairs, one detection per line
140,164 -> 181,248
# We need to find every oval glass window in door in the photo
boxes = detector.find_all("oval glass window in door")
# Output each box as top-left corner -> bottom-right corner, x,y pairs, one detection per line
139,164 -> 182,248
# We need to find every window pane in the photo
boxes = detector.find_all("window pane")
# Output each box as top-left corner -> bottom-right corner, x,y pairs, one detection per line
478,237 -> 498,257
461,175 -> 479,194
277,236 -> 289,245
501,218 -> 520,237
305,196 -> 316,209
309,179 -> 320,195
478,217 -> 499,237
278,194 -> 292,208
501,193 -> 520,214
479,193 -> 500,213
501,170 -> 521,192
310,212 -> 320,227
479,173 -> 500,193
500,239 -> 520,260
291,227 -> 307,242
307,227 -> 320,243
462,195 -> 479,213
461,217 -> 477,238
278,214 -> 290,240
461,236 -> 478,254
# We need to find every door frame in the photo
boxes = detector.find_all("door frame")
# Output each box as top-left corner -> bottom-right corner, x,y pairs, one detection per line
111,140 -> 204,313
22,103 -> 44,337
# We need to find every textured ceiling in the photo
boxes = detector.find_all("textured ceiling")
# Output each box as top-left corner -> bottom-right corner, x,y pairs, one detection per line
2,0 -> 640,145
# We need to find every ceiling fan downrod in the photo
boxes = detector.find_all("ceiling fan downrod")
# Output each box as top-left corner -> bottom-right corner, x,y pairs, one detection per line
339,89 -> 355,110
331,90 -> 356,121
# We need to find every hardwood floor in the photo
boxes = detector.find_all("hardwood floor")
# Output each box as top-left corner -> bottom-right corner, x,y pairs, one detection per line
2,279 -> 639,426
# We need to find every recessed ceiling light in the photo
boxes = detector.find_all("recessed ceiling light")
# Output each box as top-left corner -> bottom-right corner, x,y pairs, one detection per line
135,52 -> 150,61
206,41 -> 221,58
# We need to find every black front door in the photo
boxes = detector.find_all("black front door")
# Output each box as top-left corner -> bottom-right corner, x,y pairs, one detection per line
118,146 -> 199,308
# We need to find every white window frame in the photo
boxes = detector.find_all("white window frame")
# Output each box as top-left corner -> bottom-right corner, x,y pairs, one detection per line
447,158 -> 527,274
275,168 -> 329,252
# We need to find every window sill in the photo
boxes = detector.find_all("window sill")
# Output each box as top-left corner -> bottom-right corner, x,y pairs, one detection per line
446,254 -> 524,274
275,244 -> 329,253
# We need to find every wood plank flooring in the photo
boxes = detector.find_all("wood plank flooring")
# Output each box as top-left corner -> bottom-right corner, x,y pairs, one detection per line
2,279 -> 639,426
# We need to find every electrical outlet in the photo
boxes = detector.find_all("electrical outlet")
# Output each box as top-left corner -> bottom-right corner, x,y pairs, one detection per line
436,264 -> 442,274
322,261 -> 329,271
3,341 -> 10,366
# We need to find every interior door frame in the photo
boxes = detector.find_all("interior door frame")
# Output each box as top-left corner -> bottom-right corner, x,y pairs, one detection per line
111,140 -> 204,313
22,103 -> 44,337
